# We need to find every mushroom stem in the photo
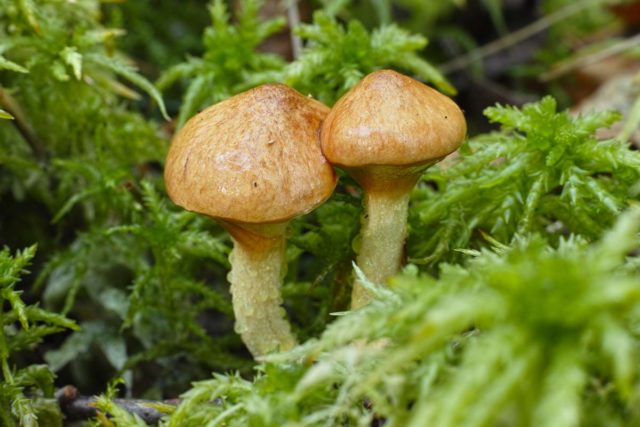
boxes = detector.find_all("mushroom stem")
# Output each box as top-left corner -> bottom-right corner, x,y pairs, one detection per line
225,223 -> 297,356
350,169 -> 422,309
352,190 -> 411,308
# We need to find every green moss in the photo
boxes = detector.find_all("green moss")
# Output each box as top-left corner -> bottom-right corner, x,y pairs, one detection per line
409,96 -> 639,267
164,208 -> 640,426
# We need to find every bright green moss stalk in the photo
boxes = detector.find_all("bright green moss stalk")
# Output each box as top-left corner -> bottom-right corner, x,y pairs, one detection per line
0,246 -> 77,426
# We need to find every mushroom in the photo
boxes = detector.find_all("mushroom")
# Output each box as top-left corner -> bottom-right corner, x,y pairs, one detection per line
164,84 -> 336,356
321,70 -> 466,308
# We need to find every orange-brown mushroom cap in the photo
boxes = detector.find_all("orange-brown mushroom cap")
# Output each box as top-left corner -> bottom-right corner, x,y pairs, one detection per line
164,84 -> 336,224
321,69 -> 467,168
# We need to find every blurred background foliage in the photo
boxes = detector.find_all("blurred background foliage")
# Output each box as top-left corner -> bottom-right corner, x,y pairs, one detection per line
1,0 -> 640,425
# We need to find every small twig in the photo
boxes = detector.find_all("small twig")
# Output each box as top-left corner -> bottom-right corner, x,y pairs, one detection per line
55,385 -> 179,425
539,33 -> 640,82
0,87 -> 47,161
439,0 -> 613,75
286,0 -> 302,60
618,79 -> 640,143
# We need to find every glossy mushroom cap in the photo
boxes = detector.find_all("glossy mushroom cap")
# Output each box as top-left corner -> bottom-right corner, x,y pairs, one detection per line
164,84 -> 336,225
321,69 -> 467,169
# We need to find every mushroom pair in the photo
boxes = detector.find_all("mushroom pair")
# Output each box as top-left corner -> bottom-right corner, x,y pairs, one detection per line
164,70 -> 465,356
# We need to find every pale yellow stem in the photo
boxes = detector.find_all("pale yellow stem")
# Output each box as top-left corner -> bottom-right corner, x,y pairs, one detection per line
225,223 -> 296,357
351,190 -> 411,309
